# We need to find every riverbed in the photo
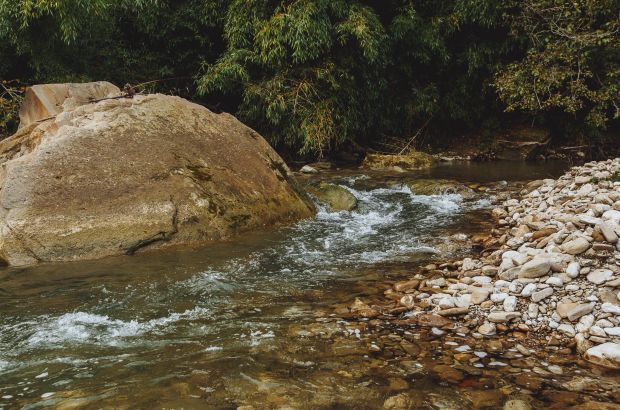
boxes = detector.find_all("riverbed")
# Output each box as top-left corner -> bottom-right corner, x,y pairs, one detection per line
4,161 -> 616,409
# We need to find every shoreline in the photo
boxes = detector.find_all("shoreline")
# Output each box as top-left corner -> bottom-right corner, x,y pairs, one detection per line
367,160 -> 620,361
326,159 -> 620,407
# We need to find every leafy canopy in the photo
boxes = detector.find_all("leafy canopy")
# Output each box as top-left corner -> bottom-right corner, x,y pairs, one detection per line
495,0 -> 620,130
0,0 -> 617,151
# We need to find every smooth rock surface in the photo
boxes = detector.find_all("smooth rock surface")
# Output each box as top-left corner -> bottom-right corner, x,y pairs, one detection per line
584,343 -> 620,369
18,82 -> 121,128
518,259 -> 551,278
587,269 -> 613,285
307,183 -> 357,211
561,237 -> 591,255
0,88 -> 314,266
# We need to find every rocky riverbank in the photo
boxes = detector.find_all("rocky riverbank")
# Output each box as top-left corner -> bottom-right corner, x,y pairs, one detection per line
371,159 -> 620,368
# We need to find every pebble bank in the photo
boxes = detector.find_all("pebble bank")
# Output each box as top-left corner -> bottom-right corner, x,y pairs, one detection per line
384,159 -> 620,370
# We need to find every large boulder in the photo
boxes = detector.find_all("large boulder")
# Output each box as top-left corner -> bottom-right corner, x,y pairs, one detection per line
18,82 -> 121,128
0,84 -> 314,266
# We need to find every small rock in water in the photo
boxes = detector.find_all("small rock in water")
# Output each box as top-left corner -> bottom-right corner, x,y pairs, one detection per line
503,399 -> 531,410
465,390 -> 502,409
547,365 -> 563,375
474,351 -> 488,358
431,364 -> 465,383
399,295 -> 416,309
394,279 -> 420,292
382,393 -> 413,410
300,165 -> 318,174
431,327 -> 446,336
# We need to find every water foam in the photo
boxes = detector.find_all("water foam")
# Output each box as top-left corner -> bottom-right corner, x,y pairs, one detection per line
25,306 -> 210,348
0,174 -> 496,405
274,182 -> 473,268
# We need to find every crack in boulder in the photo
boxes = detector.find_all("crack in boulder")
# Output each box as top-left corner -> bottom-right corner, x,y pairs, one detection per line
125,199 -> 179,255
4,222 -> 41,262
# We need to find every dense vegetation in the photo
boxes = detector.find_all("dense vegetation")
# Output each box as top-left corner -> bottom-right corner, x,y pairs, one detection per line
0,0 -> 618,156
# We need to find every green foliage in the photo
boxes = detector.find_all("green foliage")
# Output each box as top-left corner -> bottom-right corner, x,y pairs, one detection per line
0,80 -> 24,138
199,0 -> 389,154
0,0 -> 617,152
0,0 -> 227,85
198,0 -> 525,154
495,0 -> 620,130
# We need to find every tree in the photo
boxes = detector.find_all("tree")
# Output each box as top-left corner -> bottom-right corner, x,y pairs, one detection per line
495,0 -> 620,133
198,0 -> 389,155
0,0 -> 227,86
0,0 -> 616,151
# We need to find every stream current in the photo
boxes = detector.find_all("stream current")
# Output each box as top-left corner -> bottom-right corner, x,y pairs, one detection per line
3,161 -> 604,409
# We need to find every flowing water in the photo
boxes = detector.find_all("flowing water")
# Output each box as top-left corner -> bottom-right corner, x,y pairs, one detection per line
3,161 -> 610,410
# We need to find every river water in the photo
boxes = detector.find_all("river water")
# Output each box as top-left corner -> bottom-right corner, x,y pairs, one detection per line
3,161 -> 613,409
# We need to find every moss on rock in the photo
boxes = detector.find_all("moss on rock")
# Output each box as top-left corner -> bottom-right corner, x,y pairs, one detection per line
362,152 -> 434,170
307,183 -> 358,211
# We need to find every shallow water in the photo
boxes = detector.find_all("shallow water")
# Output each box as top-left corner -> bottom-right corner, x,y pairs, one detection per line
2,160 -> 613,409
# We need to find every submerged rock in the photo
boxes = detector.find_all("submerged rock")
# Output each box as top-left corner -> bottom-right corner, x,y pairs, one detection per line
0,83 -> 314,266
503,398 -> 532,410
430,364 -> 464,384
306,183 -> 357,211
382,393 -> 414,410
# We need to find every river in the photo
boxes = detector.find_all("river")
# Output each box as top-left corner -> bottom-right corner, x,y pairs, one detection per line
4,161 -> 614,409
